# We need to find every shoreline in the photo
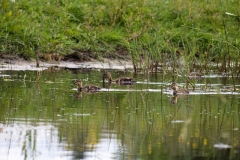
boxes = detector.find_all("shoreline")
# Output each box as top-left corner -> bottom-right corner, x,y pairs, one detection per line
0,58 -> 134,71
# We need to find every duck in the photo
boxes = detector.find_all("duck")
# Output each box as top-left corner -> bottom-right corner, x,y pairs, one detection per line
103,71 -> 136,85
188,72 -> 203,78
73,79 -> 101,92
171,82 -> 189,95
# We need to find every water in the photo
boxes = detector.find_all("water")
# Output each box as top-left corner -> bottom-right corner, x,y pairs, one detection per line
0,69 -> 240,160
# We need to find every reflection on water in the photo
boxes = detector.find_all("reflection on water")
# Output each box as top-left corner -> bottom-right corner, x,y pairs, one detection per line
0,123 -> 73,160
0,69 -> 240,159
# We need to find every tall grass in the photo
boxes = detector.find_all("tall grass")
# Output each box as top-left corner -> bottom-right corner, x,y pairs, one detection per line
0,0 -> 239,73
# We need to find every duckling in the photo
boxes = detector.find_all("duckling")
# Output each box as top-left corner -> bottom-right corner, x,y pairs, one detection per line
171,82 -> 189,95
103,71 -> 136,85
73,79 -> 101,92
189,72 -> 203,78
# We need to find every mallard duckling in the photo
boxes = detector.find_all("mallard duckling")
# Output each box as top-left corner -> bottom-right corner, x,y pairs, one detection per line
171,82 -> 189,95
73,79 -> 101,92
189,72 -> 203,78
103,71 -> 136,85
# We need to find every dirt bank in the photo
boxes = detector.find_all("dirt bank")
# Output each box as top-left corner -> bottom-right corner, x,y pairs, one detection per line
0,55 -> 133,71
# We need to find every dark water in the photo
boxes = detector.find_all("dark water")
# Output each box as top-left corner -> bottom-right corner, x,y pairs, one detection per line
0,68 -> 240,160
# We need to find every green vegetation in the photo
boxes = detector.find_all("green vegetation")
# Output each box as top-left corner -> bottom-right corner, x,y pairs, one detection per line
0,0 -> 239,71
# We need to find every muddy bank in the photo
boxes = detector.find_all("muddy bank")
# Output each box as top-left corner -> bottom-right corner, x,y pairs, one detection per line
0,55 -> 133,71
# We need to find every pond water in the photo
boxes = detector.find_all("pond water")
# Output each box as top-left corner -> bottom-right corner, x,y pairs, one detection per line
0,68 -> 240,160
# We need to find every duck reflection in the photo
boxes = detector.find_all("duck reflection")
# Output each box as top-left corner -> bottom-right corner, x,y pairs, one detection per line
170,96 -> 178,104
73,89 -> 100,100
102,81 -> 112,89
73,90 -> 83,100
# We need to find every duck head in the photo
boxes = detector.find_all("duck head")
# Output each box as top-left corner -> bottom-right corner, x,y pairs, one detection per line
73,79 -> 83,89
171,82 -> 179,91
103,71 -> 113,82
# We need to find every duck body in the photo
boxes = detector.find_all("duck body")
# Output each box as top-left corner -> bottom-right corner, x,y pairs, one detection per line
171,82 -> 189,95
103,71 -> 136,85
114,77 -> 135,85
81,85 -> 101,92
73,79 -> 101,92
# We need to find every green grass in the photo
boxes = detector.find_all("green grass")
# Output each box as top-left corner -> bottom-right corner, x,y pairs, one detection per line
0,0 -> 239,71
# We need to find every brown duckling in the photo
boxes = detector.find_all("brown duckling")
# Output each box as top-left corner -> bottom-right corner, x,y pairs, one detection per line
103,71 -> 136,85
189,72 -> 203,78
171,82 -> 189,95
73,79 -> 101,92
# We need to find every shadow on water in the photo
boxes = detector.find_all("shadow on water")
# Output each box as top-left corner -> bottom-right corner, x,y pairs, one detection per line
0,68 -> 240,159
